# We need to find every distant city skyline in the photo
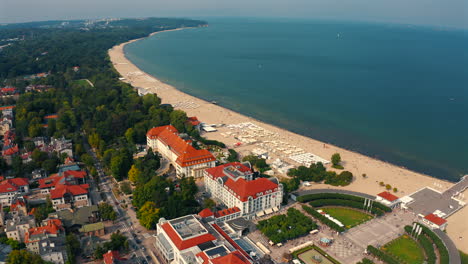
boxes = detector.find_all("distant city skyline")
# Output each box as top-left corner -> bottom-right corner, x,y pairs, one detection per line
1,0 -> 467,29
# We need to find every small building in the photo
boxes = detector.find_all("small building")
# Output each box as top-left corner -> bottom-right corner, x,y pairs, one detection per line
421,213 -> 448,231
376,191 -> 401,208
50,184 -> 90,211
79,222 -> 105,237
187,116 -> 201,131
49,205 -> 99,231
4,215 -> 36,242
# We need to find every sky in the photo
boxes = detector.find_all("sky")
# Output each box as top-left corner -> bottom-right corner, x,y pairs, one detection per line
1,0 -> 467,29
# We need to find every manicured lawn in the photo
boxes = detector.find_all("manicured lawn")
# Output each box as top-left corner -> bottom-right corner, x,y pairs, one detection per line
382,235 -> 425,264
322,207 -> 373,228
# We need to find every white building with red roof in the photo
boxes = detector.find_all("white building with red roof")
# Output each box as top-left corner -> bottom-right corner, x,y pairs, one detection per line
25,218 -> 67,264
154,214 -> 253,264
375,191 -> 401,208
421,213 -> 448,230
147,125 -> 216,178
204,162 -> 283,219
0,178 -> 29,206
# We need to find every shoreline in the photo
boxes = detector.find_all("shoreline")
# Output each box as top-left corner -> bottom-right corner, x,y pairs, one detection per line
108,27 -> 468,252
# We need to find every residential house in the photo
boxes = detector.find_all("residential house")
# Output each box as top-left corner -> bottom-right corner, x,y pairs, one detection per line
25,219 -> 67,264
0,178 -> 29,206
4,215 -> 36,242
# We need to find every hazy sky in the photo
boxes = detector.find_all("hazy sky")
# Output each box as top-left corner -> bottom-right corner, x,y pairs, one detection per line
1,0 -> 467,29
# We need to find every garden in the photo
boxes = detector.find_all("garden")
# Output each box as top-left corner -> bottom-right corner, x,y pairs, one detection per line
382,235 -> 425,264
257,208 -> 317,243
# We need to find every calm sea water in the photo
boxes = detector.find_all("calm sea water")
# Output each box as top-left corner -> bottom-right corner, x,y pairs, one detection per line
125,18 -> 468,182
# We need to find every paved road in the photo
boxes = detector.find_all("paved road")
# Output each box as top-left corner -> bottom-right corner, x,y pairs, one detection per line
83,138 -> 155,264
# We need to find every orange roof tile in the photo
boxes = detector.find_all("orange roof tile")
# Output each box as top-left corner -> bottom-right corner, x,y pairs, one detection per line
50,184 -> 89,199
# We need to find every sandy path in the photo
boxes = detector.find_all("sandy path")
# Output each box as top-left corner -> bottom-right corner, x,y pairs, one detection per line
108,27 -> 468,253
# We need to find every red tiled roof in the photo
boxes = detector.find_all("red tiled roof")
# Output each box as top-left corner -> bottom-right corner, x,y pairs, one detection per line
198,208 -> 214,218
206,163 -> 278,202
11,199 -> 25,210
103,250 -> 121,264
44,114 -> 58,119
4,145 -> 19,155
424,214 -> 447,226
214,207 -> 240,218
147,125 -> 215,167
187,116 -> 201,126
161,222 -> 216,251
25,219 -> 63,243
211,251 -> 251,264
0,105 -> 15,111
0,178 -> 28,194
226,177 -> 278,202
39,171 -> 86,189
50,184 -> 89,199
63,170 -> 86,178
1,87 -> 16,93
377,191 -> 399,202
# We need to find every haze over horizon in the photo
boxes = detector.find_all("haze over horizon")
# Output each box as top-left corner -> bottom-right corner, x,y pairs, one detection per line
1,0 -> 467,29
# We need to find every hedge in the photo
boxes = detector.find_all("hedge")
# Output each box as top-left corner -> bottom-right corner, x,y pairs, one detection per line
308,199 -> 385,216
418,224 -> 449,264
297,193 -> 391,212
357,258 -> 374,264
302,205 -> 345,232
404,225 -> 436,264
367,245 -> 400,264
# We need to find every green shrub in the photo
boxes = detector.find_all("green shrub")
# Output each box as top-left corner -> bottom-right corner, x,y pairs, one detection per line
367,245 -> 399,264
302,205 -> 345,232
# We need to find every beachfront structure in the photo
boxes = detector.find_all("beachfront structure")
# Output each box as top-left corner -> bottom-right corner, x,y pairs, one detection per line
204,162 -> 283,219
421,213 -> 448,230
375,191 -> 401,208
154,214 -> 253,264
146,125 -> 216,178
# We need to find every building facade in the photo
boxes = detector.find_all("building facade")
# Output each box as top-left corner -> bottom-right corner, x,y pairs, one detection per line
204,162 -> 283,219
154,214 -> 253,264
147,125 -> 216,178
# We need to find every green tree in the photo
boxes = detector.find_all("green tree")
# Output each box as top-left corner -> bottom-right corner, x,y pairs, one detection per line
138,201 -> 160,229
331,153 -> 342,168
169,110 -> 188,132
98,202 -> 117,221
6,250 -> 46,264
124,128 -> 135,145
127,164 -> 141,183
120,181 -> 132,195
203,198 -> 216,209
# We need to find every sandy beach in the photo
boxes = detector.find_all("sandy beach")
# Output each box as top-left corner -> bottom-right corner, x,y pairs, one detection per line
108,27 -> 468,253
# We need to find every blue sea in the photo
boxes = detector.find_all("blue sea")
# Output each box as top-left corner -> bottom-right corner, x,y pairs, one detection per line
124,18 -> 468,182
